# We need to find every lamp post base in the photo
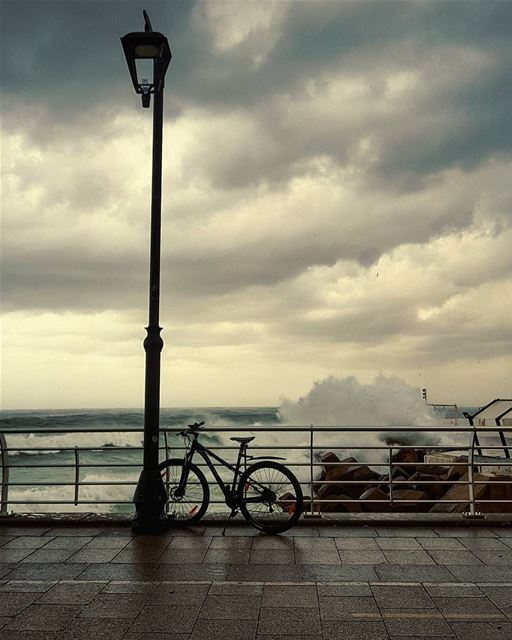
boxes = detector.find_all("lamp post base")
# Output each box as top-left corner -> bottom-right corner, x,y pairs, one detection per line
132,468 -> 169,534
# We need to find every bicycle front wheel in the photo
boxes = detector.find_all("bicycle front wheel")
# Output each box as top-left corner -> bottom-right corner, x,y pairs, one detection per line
238,461 -> 303,534
159,458 -> 209,526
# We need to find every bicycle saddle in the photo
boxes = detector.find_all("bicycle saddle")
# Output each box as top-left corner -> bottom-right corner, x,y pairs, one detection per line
230,436 -> 255,444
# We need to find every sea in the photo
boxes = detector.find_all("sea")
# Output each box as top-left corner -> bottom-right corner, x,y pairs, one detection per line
0,405 -> 480,514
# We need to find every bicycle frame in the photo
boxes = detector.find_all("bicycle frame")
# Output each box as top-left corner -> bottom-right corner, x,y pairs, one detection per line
178,436 -> 249,505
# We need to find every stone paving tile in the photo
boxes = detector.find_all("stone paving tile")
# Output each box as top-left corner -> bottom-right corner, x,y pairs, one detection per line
6,563 -> 86,581
371,584 -> 435,609
382,550 -> 436,565
319,595 -> 380,620
337,549 -> 388,564
169,536 -> 212,549
222,526 -> 260,537
376,538 -> 423,550
0,536 -> 15,547
0,527 -> 52,537
22,549 -> 75,564
125,536 -> 171,549
251,537 -> 294,550
434,528 -> 497,538
318,526 -> 377,538
85,536 -> 131,549
3,537 -> 51,550
77,563 -> 161,581
375,565 -> 454,583
130,604 -> 200,634
282,526 -> 319,538
191,618 -> 257,639
376,527 -> 438,538
67,548 -> 120,563
448,565 -> 512,583
227,564 -> 302,582
157,564 -> 229,582
0,591 -> 41,616
448,621 -> 512,640
470,549 -> 512,565
124,633 -> 189,640
0,631 -> 59,640
294,549 -> 341,564
321,619 -> 389,639
79,593 -> 149,618
147,583 -> 209,606
293,537 -> 337,550
209,536 -> 252,549
209,582 -> 263,596
458,537 -> 511,550
258,607 -> 321,635
199,594 -> 261,619
426,550 -> 483,566
0,563 -> 17,578
158,549 -> 208,564
43,538 -> 92,550
417,539 -> 466,551
383,612 -> 454,637
262,584 -> 318,608
43,528 -> 104,538
37,581 -> 106,605
302,564 -> 378,582
101,580 -> 159,594
170,525 -> 206,537
203,549 -> 250,564
491,527 -> 512,537
109,548 -> 166,563
0,580 -> 57,593
0,548 -> 36,562
424,583 -> 484,598
478,585 -> 512,614
55,617 -> 132,639
4,604 -> 81,631
433,596 -> 505,619
334,537 -> 379,549
250,550 -> 295,564
317,582 -> 372,597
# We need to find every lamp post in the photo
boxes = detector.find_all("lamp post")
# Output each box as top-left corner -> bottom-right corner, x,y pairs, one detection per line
121,10 -> 172,533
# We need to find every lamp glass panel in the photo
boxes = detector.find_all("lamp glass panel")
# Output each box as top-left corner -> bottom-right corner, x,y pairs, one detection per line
135,58 -> 154,85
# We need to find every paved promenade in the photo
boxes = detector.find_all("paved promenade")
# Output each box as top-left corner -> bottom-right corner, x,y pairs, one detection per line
1,519 -> 511,639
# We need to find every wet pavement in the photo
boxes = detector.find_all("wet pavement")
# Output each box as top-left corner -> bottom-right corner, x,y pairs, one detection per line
0,519 -> 511,638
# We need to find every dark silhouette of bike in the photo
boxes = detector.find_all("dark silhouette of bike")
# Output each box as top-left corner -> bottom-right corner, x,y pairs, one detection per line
159,422 -> 303,534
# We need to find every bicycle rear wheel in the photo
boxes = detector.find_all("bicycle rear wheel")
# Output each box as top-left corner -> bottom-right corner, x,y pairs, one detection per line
159,458 -> 209,526
238,461 -> 303,534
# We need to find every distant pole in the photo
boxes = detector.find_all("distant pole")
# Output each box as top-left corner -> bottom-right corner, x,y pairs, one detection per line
121,12 -> 172,533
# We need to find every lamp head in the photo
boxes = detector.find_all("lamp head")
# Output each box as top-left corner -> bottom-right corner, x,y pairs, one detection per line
121,13 -> 171,108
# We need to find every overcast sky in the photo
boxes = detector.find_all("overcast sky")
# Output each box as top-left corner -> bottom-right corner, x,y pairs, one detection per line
1,0 -> 511,410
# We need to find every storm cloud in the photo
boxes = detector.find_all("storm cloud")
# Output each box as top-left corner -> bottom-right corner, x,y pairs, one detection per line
1,0 -> 511,408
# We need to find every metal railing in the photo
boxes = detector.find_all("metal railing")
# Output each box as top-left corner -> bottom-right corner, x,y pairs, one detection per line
1,426 -> 511,517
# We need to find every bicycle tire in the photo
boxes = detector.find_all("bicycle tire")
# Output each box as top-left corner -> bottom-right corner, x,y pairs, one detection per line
238,460 -> 303,534
159,458 -> 209,526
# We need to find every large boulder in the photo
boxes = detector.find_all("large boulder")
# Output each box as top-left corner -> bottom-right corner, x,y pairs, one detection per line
319,492 -> 362,513
409,472 -> 447,499
359,487 -> 390,512
391,489 -> 430,512
430,473 -> 486,513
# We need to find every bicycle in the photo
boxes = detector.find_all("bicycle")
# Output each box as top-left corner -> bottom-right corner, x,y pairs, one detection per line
159,422 -> 303,534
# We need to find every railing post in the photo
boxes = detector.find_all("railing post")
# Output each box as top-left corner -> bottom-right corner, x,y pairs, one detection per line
388,445 -> 393,508
464,431 -> 484,518
74,447 -> 80,506
163,430 -> 170,514
310,426 -> 314,516
0,434 -> 9,515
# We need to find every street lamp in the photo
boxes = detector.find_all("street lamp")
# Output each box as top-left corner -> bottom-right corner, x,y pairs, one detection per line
121,10 -> 172,533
